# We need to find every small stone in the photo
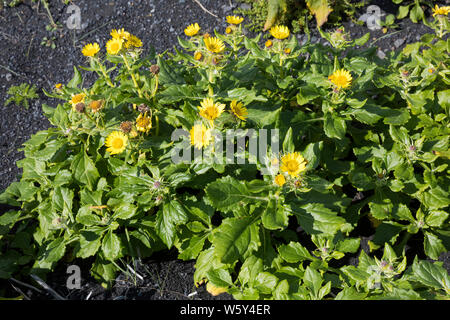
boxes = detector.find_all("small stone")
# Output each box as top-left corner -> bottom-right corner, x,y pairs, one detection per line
377,49 -> 386,59
240,3 -> 251,10
394,38 -> 405,48
5,73 -> 12,81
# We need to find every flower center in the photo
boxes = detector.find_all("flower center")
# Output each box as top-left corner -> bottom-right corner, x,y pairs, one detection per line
287,160 -> 298,172
112,138 -> 123,149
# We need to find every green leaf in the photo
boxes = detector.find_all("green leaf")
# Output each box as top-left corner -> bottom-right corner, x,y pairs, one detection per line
254,272 -> 278,294
76,230 -> 104,259
41,238 -> 66,263
67,66 -> 82,88
205,176 -> 253,212
206,268 -> 233,288
409,2 -> 423,23
293,203 -> 348,235
324,113 -> 346,140
213,216 -> 258,264
296,86 -> 320,105
335,287 -> 367,300
101,229 -> 121,261
227,88 -> 268,105
412,259 -> 450,292
301,142 -> 322,171
261,198 -> 289,230
71,150 -> 100,191
423,232 -> 446,260
421,187 -> 450,210
426,210 -> 449,228
238,256 -> 263,286
282,127 -> 294,153
155,200 -> 188,249
397,5 -> 410,19
278,241 -> 315,263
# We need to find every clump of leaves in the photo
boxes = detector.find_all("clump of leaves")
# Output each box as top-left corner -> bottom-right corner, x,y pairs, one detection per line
0,13 -> 449,300
5,83 -> 39,109
234,0 -> 366,34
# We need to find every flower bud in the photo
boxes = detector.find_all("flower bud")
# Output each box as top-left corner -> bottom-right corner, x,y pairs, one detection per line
150,64 -> 160,75
120,121 -> 133,133
75,102 -> 85,113
138,103 -> 150,113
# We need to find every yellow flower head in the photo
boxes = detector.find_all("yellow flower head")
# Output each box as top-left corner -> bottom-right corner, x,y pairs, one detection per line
280,152 -> 307,177
89,100 -> 104,113
204,37 -> 225,53
125,34 -> 143,48
82,43 -> 100,57
226,15 -> 244,25
265,39 -> 273,48
225,27 -> 232,34
55,83 -> 62,89
284,48 -> 291,54
184,23 -> 201,36
136,112 -> 152,134
106,38 -> 123,55
432,5 -> 450,17
198,97 -> 225,122
230,100 -> 248,121
105,131 -> 128,155
70,93 -> 86,106
111,28 -> 130,41
269,25 -> 290,40
190,123 -> 212,149
328,69 -> 352,90
274,174 -> 286,187
194,51 -> 203,60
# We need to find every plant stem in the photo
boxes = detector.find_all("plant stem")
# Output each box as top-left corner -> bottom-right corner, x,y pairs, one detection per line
95,58 -> 114,87
122,54 -> 143,98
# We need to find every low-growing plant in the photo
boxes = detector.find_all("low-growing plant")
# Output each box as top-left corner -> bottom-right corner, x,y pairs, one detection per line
5,83 -> 39,109
234,0 -> 366,34
0,10 -> 449,299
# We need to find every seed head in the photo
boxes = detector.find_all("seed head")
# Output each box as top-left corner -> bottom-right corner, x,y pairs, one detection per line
150,64 -> 160,75
138,103 -> 150,113
75,102 -> 85,113
120,121 -> 133,133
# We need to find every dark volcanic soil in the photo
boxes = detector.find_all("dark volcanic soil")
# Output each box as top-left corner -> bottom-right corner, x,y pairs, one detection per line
0,0 -> 448,300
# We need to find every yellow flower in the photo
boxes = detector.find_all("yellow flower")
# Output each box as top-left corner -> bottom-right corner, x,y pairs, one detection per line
265,39 -> 273,48
111,28 -> 130,41
280,152 -> 307,177
226,15 -> 244,25
204,37 -> 225,53
184,23 -> 200,36
274,174 -> 286,187
105,131 -> 128,155
70,93 -> 86,106
432,5 -> 450,17
194,51 -> 203,60
125,34 -> 143,48
190,123 -> 212,149
230,100 -> 248,121
328,69 -> 352,90
284,48 -> 291,54
225,27 -> 232,34
106,38 -> 123,55
198,98 -> 225,122
89,100 -> 104,113
136,112 -> 152,134
82,43 -> 100,57
55,83 -> 62,89
269,25 -> 290,40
